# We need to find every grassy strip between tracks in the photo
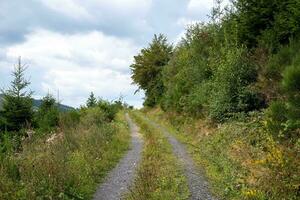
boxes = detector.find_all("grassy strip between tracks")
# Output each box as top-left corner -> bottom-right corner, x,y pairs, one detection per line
126,111 -> 189,200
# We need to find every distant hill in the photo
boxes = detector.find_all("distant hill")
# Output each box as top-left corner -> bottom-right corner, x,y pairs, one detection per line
0,94 -> 74,111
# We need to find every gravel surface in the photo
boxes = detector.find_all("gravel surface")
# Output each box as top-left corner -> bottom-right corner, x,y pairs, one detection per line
93,114 -> 143,200
145,118 -> 217,200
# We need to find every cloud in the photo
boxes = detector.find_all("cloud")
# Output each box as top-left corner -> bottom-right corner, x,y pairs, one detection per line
40,0 -> 93,20
187,0 -> 214,15
0,0 -> 152,47
40,0 -> 152,21
0,0 -> 215,108
4,29 -> 143,107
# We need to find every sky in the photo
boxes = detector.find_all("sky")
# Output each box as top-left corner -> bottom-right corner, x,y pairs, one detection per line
0,0 -> 217,108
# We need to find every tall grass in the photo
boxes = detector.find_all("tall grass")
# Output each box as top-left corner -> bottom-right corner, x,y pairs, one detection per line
0,110 -> 130,199
126,111 -> 189,200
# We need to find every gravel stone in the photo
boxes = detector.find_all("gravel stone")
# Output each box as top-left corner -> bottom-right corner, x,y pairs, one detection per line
93,114 -> 143,200
146,118 -> 217,200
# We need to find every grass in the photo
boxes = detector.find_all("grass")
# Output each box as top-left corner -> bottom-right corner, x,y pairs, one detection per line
126,111 -> 189,200
0,110 -> 130,200
145,108 -> 300,200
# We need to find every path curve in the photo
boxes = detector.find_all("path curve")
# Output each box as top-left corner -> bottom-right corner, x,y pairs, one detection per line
93,114 -> 143,200
145,117 -> 217,200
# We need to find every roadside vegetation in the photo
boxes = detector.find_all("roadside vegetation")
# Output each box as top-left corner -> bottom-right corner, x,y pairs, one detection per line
145,108 -> 298,200
0,60 -> 130,199
127,111 -> 189,200
131,0 -> 300,199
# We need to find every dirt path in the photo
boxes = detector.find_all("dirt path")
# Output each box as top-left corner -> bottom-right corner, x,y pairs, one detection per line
93,114 -> 143,200
145,117 -> 217,200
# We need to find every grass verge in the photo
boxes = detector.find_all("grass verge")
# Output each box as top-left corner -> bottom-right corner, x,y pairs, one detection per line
145,108 -> 300,200
0,110 -> 130,200
126,111 -> 189,200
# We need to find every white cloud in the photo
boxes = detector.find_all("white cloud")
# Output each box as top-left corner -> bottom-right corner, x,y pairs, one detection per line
40,0 -> 93,20
5,29 -> 143,107
41,0 -> 152,21
187,0 -> 213,15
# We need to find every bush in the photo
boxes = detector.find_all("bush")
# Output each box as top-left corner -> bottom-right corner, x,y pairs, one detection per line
80,107 -> 106,127
266,101 -> 288,137
267,65 -> 300,139
97,99 -> 119,122
161,24 -> 213,115
209,48 -> 260,121
35,95 -> 60,134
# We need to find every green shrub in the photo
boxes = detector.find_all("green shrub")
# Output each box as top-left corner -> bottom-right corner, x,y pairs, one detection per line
80,107 -> 106,127
161,24 -> 213,115
266,101 -> 288,137
282,65 -> 300,134
35,94 -> 60,134
97,99 -> 119,122
209,48 -> 260,121
59,110 -> 80,130
266,65 -> 300,139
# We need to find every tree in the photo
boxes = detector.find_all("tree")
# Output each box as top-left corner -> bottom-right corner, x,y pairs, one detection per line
266,65 -> 300,139
131,34 -> 172,107
36,94 -> 59,132
2,57 -> 33,132
162,24 -> 214,114
86,92 -> 97,108
282,65 -> 300,131
232,0 -> 300,50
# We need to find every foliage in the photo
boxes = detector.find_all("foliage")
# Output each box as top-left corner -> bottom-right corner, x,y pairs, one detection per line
96,98 -> 120,122
35,94 -> 59,133
162,24 -> 213,115
86,92 -> 97,108
131,34 -> 172,107
1,57 -> 33,132
130,0 -> 300,199
131,0 -> 300,124
83,94 -> 123,122
146,108 -> 300,200
232,0 -> 300,50
208,47 -> 263,121
266,64 -> 300,139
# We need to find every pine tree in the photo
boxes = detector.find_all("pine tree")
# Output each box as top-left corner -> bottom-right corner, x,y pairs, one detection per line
282,65 -> 300,129
2,57 -> 33,132
86,92 -> 97,107
36,94 -> 59,132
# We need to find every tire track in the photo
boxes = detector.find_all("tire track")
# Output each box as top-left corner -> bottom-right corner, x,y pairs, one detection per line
144,116 -> 217,200
93,114 -> 143,200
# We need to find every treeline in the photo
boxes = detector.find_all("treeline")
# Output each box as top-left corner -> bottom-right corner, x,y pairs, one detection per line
0,57 -> 124,143
0,58 -> 129,199
131,0 -> 300,140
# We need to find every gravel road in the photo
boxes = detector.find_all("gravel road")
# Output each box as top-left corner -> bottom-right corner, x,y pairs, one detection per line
93,114 -> 143,200
145,117 -> 217,200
